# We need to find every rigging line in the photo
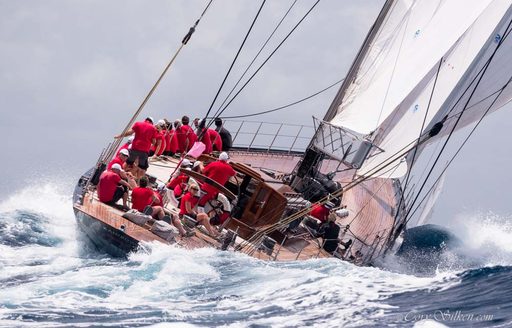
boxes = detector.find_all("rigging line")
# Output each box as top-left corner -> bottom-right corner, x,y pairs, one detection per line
214,0 -> 299,115
443,24 -> 512,118
205,0 -> 322,130
406,75 -> 512,224
401,20 -> 512,227
391,57 -> 444,231
218,77 -> 344,119
104,1 -> 214,162
202,0 -> 267,124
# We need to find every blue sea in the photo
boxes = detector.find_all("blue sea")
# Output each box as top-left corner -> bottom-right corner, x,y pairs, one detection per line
1,180 -> 511,327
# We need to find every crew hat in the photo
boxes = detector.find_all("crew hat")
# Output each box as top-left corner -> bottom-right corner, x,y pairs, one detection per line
157,182 -> 166,191
157,119 -> 166,126
111,163 -> 123,171
181,159 -> 192,167
219,152 -> 229,161
119,149 -> 129,156
145,116 -> 154,124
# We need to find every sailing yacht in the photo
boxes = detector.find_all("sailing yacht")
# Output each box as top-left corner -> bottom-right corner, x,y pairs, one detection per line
73,0 -> 512,266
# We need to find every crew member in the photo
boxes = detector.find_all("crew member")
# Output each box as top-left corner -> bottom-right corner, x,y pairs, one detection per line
177,116 -> 197,153
108,148 -> 129,171
318,213 -> 341,254
180,184 -> 219,237
97,163 -> 131,210
199,152 -> 236,206
131,176 -> 165,220
214,118 -> 232,151
115,117 -> 157,179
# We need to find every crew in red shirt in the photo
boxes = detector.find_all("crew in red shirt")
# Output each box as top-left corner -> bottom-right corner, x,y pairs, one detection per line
198,127 -> 213,154
130,176 -> 165,220
116,135 -> 134,157
163,121 -> 179,156
177,116 -> 197,153
208,128 -> 222,151
180,184 -> 219,237
115,117 -> 157,179
97,163 -> 131,209
310,202 -> 334,223
108,149 -> 129,170
150,122 -> 166,157
199,152 -> 236,206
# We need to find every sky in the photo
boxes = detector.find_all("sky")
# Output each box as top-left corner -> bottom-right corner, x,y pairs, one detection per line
1,0 -> 512,227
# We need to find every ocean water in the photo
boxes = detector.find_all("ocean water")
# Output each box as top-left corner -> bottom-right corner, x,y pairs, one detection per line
1,181 -> 511,327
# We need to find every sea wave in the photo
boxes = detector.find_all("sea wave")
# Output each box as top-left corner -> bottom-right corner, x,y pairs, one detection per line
0,182 -> 510,327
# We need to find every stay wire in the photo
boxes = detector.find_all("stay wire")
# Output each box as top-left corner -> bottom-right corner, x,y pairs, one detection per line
206,0 -> 322,130
202,0 -> 267,126
214,0 -> 299,115
218,77 -> 344,119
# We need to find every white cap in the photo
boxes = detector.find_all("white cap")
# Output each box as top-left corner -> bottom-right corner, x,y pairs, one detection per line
111,163 -> 122,171
157,119 -> 166,126
181,159 -> 192,167
157,182 -> 165,191
219,152 -> 229,161
146,116 -> 154,123
127,136 -> 134,143
119,149 -> 129,156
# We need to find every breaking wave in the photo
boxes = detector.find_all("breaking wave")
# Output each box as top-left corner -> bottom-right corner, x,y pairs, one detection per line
0,180 -> 511,327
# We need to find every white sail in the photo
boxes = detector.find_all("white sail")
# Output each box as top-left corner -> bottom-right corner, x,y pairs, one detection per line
425,5 -> 512,143
328,0 -> 497,136
416,171 -> 446,226
357,0 -> 512,178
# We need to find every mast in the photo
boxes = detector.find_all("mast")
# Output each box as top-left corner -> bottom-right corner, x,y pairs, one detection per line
323,0 -> 395,122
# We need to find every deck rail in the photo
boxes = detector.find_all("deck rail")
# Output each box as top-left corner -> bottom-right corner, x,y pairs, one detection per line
223,119 -> 315,154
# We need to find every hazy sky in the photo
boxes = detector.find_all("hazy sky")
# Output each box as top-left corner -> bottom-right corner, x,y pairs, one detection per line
1,0 -> 511,226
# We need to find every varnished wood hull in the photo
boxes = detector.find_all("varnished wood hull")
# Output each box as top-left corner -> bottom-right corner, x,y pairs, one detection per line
72,149 -> 402,264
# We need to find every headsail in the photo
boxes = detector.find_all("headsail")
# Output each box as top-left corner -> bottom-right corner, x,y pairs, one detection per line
315,0 -> 512,179
357,0 -> 512,177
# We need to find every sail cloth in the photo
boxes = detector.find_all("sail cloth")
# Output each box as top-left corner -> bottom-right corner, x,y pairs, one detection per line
356,0 -> 512,178
329,0 -> 498,135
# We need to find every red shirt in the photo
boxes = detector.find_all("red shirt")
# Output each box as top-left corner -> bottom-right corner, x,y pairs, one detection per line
131,187 -> 155,212
177,125 -> 197,152
310,204 -> 330,223
167,173 -> 189,189
132,121 -> 157,153
98,170 -> 122,203
107,156 -> 124,170
209,129 -> 222,151
200,128 -> 212,154
202,160 -> 236,194
168,130 -> 179,153
180,191 -> 199,215
151,131 -> 165,155
153,191 -> 163,206
116,142 -> 130,157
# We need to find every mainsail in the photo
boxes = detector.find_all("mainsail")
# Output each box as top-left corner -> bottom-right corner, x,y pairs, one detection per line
316,0 -> 512,179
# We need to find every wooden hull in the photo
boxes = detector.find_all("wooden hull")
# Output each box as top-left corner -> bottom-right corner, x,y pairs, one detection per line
72,149 -> 402,264
74,207 -> 139,257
